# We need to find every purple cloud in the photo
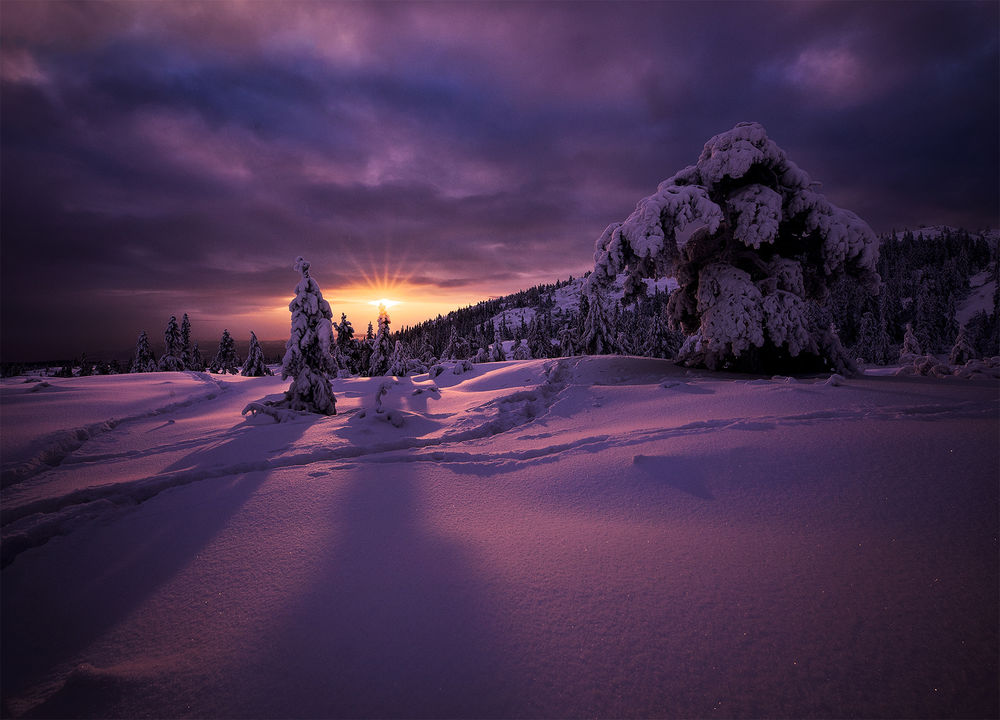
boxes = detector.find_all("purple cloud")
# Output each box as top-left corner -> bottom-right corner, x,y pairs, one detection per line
2,0 -> 997,360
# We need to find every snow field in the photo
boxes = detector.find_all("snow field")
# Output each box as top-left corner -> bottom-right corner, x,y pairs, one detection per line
1,358 -> 998,718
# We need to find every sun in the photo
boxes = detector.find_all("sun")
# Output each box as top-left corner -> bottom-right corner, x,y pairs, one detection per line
368,298 -> 400,308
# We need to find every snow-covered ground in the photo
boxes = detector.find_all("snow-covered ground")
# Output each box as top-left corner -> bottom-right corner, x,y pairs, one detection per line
2,359 -> 997,718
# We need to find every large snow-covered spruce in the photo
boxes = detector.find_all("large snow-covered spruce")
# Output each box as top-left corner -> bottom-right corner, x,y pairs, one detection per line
588,122 -> 879,373
251,257 -> 338,417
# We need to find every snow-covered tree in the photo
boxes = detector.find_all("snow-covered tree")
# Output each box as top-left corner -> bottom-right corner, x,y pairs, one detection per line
643,309 -> 683,359
580,290 -> 616,356
526,316 -> 551,359
588,122 -> 879,373
189,342 -> 205,372
854,311 -> 892,366
336,312 -> 355,346
272,256 -> 339,415
441,325 -> 460,360
488,322 -> 507,361
241,331 -> 273,377
949,325 -> 976,365
511,339 -> 531,360
387,340 -> 411,376
130,330 -> 157,373
210,329 -> 241,374
900,323 -> 922,359
158,315 -> 185,371
368,303 -> 393,376
557,323 -> 578,357
180,313 -> 193,369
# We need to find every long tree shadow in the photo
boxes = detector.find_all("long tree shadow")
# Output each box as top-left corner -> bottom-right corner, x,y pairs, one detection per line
1,415 -> 319,718
244,463 -> 522,719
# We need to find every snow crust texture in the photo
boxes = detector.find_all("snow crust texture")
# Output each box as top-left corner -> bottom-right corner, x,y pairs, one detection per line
1,359 -> 997,719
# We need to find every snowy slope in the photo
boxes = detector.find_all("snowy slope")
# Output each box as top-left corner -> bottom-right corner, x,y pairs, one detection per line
957,269 -> 996,326
1,361 -> 998,718
493,274 -> 677,331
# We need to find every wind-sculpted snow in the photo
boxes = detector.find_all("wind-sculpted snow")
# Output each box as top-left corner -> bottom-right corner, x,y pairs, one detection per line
1,359 -> 997,718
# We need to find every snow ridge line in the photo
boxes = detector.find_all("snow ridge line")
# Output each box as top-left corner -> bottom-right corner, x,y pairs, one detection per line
0,373 -> 229,489
0,362 -> 574,567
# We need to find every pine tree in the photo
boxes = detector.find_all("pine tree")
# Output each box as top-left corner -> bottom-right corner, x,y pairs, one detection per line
368,303 -> 393,376
949,325 -> 976,365
489,322 -> 507,361
210,329 -> 241,374
158,315 -> 185,371
336,312 -> 355,346
189,343 -> 205,372
854,311 -> 892,365
241,331 -> 273,376
642,309 -> 681,359
274,256 -> 339,415
130,330 -> 157,373
387,340 -> 410,376
580,290 -> 616,355
526,316 -> 550,359
441,325 -> 460,360
557,323 -> 578,357
511,337 -> 531,360
900,323 -> 922,359
180,313 -> 193,369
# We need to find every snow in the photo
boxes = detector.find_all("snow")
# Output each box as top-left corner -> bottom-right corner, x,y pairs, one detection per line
2,359 -> 998,718
957,269 -> 996,326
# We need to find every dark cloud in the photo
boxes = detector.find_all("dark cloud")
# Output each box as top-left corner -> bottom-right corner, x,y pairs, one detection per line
2,0 -> 997,360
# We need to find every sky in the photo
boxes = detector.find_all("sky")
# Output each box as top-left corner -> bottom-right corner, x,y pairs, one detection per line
2,1 -> 998,362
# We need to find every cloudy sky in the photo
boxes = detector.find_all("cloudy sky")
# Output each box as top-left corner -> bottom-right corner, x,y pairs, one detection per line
2,1 -> 998,361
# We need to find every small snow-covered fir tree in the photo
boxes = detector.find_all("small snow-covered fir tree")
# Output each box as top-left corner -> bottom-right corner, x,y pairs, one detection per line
949,325 -> 976,365
335,312 -> 359,374
210,329 -> 241,374
241,331 -> 273,377
854,311 -> 892,366
257,256 -> 339,416
441,325 -> 460,360
580,290 -> 616,355
526,317 -> 550,359
130,330 -> 157,373
511,339 -> 531,360
588,122 -> 879,373
180,313 -> 193,368
387,340 -> 411,376
557,323 -> 578,357
368,304 -> 393,376
489,323 -> 507,361
642,310 -> 682,359
900,323 -> 922,359
189,342 -> 205,372
158,315 -> 185,371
